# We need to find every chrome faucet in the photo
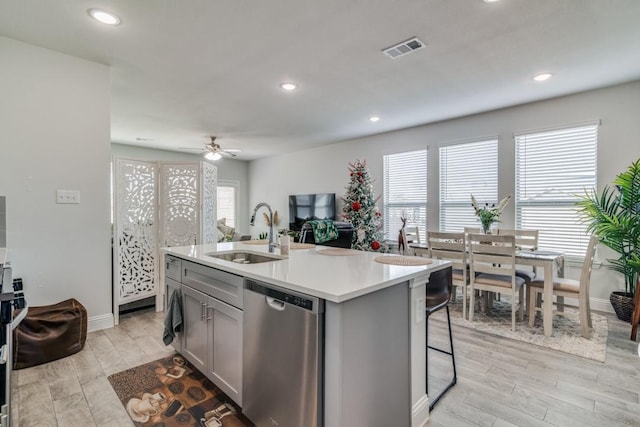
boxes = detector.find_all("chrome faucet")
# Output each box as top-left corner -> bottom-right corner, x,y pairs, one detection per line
250,202 -> 276,252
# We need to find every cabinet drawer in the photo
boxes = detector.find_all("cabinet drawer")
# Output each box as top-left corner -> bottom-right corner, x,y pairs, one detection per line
165,255 -> 182,282
182,261 -> 244,309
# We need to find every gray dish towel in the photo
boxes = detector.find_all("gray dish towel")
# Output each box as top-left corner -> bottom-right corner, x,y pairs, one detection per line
163,289 -> 183,346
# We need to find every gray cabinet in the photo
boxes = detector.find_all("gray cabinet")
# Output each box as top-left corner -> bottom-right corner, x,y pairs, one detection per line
167,257 -> 244,406
181,285 -> 209,374
207,297 -> 243,404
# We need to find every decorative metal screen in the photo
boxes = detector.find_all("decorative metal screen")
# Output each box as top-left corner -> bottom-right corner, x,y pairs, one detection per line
160,163 -> 200,247
201,161 -> 218,244
114,159 -> 217,310
114,159 -> 158,303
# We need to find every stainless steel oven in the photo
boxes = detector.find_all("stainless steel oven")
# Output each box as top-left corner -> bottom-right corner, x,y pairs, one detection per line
0,263 -> 28,427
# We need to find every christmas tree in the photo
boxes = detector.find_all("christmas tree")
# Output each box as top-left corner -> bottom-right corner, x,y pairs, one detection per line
341,160 -> 387,252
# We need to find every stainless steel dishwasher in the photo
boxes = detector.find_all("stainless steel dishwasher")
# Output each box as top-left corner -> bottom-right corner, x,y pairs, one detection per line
243,279 -> 324,427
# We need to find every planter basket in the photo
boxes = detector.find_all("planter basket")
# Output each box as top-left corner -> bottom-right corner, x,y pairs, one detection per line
610,291 -> 635,322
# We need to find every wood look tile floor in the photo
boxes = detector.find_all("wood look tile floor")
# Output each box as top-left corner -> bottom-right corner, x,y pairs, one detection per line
11,307 -> 640,426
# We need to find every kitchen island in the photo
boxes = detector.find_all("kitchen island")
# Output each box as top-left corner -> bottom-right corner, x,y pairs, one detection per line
161,241 -> 450,427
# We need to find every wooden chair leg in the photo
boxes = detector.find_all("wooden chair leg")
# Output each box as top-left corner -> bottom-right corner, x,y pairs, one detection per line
528,287 -> 537,327
511,291 -> 516,332
556,295 -> 565,313
518,286 -> 524,321
578,294 -> 590,339
462,284 -> 467,321
469,286 -> 475,323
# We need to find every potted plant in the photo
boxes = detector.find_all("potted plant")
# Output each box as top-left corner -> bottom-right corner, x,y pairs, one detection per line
576,159 -> 640,322
471,194 -> 511,234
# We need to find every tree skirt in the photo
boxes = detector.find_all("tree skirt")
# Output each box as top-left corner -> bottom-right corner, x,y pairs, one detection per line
108,355 -> 253,426
431,295 -> 608,362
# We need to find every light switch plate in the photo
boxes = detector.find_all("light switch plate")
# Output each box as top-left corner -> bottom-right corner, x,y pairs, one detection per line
56,190 -> 80,204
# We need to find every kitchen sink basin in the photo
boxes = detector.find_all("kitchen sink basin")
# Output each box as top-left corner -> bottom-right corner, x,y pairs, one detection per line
205,251 -> 284,264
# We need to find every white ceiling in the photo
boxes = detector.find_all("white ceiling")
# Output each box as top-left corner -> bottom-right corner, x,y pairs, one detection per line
2,1 -> 640,160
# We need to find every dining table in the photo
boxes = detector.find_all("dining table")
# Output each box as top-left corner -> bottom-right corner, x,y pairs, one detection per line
410,243 -> 565,337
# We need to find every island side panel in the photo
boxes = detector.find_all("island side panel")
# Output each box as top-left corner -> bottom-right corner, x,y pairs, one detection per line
324,281 -> 412,427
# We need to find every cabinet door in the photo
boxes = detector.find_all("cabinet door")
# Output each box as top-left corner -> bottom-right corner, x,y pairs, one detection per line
165,278 -> 182,353
181,285 -> 208,373
207,296 -> 243,406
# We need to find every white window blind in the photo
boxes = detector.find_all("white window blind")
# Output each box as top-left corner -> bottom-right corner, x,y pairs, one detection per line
440,139 -> 498,232
217,181 -> 238,227
515,123 -> 598,257
383,149 -> 427,240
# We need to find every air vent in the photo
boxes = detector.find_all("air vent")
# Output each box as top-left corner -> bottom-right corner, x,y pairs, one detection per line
382,37 -> 426,59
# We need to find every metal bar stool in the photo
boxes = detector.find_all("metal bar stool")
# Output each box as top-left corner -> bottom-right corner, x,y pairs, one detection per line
425,266 -> 457,411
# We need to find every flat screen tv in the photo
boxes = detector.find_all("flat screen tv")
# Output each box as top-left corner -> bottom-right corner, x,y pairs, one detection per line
289,193 -> 336,230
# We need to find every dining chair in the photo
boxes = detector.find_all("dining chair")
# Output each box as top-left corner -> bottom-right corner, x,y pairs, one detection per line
405,225 -> 421,244
528,234 -> 597,338
463,227 -> 482,235
498,228 -> 539,308
427,231 -> 468,319
468,233 -> 525,331
424,266 -> 456,410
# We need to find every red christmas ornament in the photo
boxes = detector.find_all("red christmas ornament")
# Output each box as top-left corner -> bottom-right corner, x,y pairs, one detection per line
357,171 -> 363,176
371,241 -> 381,250
351,201 -> 361,211
376,212 -> 381,217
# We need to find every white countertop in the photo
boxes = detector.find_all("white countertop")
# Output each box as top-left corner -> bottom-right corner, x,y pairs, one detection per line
161,242 -> 450,303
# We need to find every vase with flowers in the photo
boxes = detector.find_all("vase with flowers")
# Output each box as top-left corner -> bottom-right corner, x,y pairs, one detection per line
471,194 -> 511,234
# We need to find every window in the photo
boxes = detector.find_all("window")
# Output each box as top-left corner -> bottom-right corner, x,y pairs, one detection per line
515,123 -> 598,257
217,180 -> 239,227
440,139 -> 498,232
383,149 -> 427,240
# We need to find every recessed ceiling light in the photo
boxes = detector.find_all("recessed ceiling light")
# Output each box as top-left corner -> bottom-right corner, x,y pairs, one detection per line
369,116 -> 380,122
280,82 -> 297,91
483,0 -> 500,3
88,9 -> 121,25
533,72 -> 553,82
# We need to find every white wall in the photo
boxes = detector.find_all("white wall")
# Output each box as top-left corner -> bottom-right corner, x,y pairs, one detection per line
0,37 -> 111,326
111,143 -> 251,233
249,80 -> 640,303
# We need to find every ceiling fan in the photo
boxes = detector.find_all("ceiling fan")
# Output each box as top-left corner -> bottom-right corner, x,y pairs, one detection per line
181,137 -> 241,161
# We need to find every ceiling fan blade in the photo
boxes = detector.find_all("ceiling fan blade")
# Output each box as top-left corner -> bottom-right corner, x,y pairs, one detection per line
224,148 -> 242,153
179,147 -> 205,151
220,151 -> 237,157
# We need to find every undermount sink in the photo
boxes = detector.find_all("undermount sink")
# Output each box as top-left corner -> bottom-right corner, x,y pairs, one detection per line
205,251 -> 284,264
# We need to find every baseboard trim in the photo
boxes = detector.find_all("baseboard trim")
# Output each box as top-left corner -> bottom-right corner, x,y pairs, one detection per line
88,313 -> 115,332
560,296 -> 613,314
590,297 -> 614,314
412,394 -> 430,427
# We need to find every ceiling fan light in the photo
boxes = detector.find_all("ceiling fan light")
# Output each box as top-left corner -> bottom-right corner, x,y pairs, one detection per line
204,152 -> 222,161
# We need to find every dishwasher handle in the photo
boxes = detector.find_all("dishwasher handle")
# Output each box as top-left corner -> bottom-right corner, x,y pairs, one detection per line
266,297 -> 286,311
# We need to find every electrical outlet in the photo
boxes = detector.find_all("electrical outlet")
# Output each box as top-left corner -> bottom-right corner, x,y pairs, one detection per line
56,190 -> 81,204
